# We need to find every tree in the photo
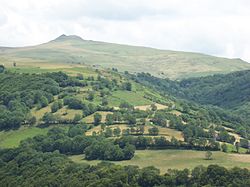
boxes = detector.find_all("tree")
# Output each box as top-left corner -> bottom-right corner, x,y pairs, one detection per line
151,104 -> 157,111
183,127 -> 193,142
120,102 -> 133,109
101,123 -> 106,131
191,165 -> 206,185
105,114 -> 114,125
240,138 -> 249,149
42,112 -> 57,124
113,112 -> 122,122
101,97 -> 108,106
122,82 -> 132,91
51,102 -> 59,113
125,114 -> 136,125
154,136 -> 168,147
0,65 -> 5,73
205,151 -> 213,160
148,126 -> 159,136
28,116 -> 37,125
136,125 -> 145,135
104,145 -> 125,161
122,129 -> 130,136
113,127 -> 121,137
68,125 -> 85,138
93,113 -> 102,126
64,97 -> 84,109
235,142 -> 240,153
123,144 -> 135,160
221,143 -> 228,152
139,118 -> 146,126
86,91 -> 94,101
76,73 -> 84,80
218,130 -> 235,144
104,127 -> 113,137
171,136 -> 180,147
73,114 -> 82,123
138,166 -> 161,187
40,96 -> 49,108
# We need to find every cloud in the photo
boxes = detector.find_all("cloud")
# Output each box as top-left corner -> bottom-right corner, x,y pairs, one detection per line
0,0 -> 250,62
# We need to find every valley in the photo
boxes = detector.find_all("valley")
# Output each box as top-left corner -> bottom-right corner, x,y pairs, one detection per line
1,38 -> 250,186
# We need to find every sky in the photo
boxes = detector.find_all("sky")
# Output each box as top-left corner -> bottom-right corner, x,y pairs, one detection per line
0,0 -> 250,62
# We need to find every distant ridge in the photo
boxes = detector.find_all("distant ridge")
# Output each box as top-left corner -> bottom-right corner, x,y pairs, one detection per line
0,34 -> 249,79
53,34 -> 84,42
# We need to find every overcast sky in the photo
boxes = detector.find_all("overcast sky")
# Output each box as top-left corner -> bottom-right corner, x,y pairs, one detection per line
1,0 -> 250,62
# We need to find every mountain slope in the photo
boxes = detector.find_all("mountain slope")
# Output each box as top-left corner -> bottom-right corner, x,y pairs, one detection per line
1,34 -> 250,79
133,70 -> 250,121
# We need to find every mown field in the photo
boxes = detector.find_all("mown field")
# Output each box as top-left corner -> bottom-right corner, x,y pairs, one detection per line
69,150 -> 250,173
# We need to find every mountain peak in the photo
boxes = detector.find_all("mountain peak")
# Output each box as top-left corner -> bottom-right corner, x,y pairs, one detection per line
53,34 -> 84,42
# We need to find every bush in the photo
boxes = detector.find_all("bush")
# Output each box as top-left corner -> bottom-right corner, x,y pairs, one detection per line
148,127 -> 159,136
94,113 -> 102,126
63,97 -> 84,109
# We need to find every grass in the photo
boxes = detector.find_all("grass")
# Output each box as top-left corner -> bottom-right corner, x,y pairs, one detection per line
108,91 -> 152,107
5,60 -> 98,77
1,35 -> 249,79
0,125 -> 69,148
135,103 -> 168,111
69,150 -> 250,173
85,124 -> 128,136
170,110 -> 182,116
0,126 -> 57,148
0,127 -> 48,148
85,124 -> 184,141
82,111 -> 113,124
31,105 -> 52,121
55,107 -> 83,120
144,126 -> 184,141
31,104 -> 83,121
226,143 -> 247,154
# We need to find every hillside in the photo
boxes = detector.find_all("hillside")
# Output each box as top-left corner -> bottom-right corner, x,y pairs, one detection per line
1,34 -> 250,79
1,63 -> 250,186
133,70 -> 250,126
1,64 -> 249,146
177,70 -> 250,109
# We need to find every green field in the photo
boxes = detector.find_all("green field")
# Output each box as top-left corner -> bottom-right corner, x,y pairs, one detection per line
1,34 -> 249,79
69,150 -> 250,173
108,90 -> 152,106
0,126 -> 69,148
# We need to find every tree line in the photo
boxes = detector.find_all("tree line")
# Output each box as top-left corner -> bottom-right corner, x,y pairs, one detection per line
1,147 -> 250,186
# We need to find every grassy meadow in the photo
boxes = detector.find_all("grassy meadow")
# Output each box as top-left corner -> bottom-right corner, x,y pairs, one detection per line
69,150 -> 250,173
0,126 -> 69,148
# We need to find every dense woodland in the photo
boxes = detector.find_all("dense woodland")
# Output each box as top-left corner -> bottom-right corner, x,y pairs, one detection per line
133,70 -> 250,117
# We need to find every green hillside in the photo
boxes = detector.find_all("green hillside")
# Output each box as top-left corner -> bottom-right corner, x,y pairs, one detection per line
1,63 -> 250,186
133,70 -> 250,123
1,34 -> 249,79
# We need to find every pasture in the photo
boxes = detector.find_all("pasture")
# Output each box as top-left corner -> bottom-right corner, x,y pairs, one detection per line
0,126 -> 69,148
69,149 -> 250,173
